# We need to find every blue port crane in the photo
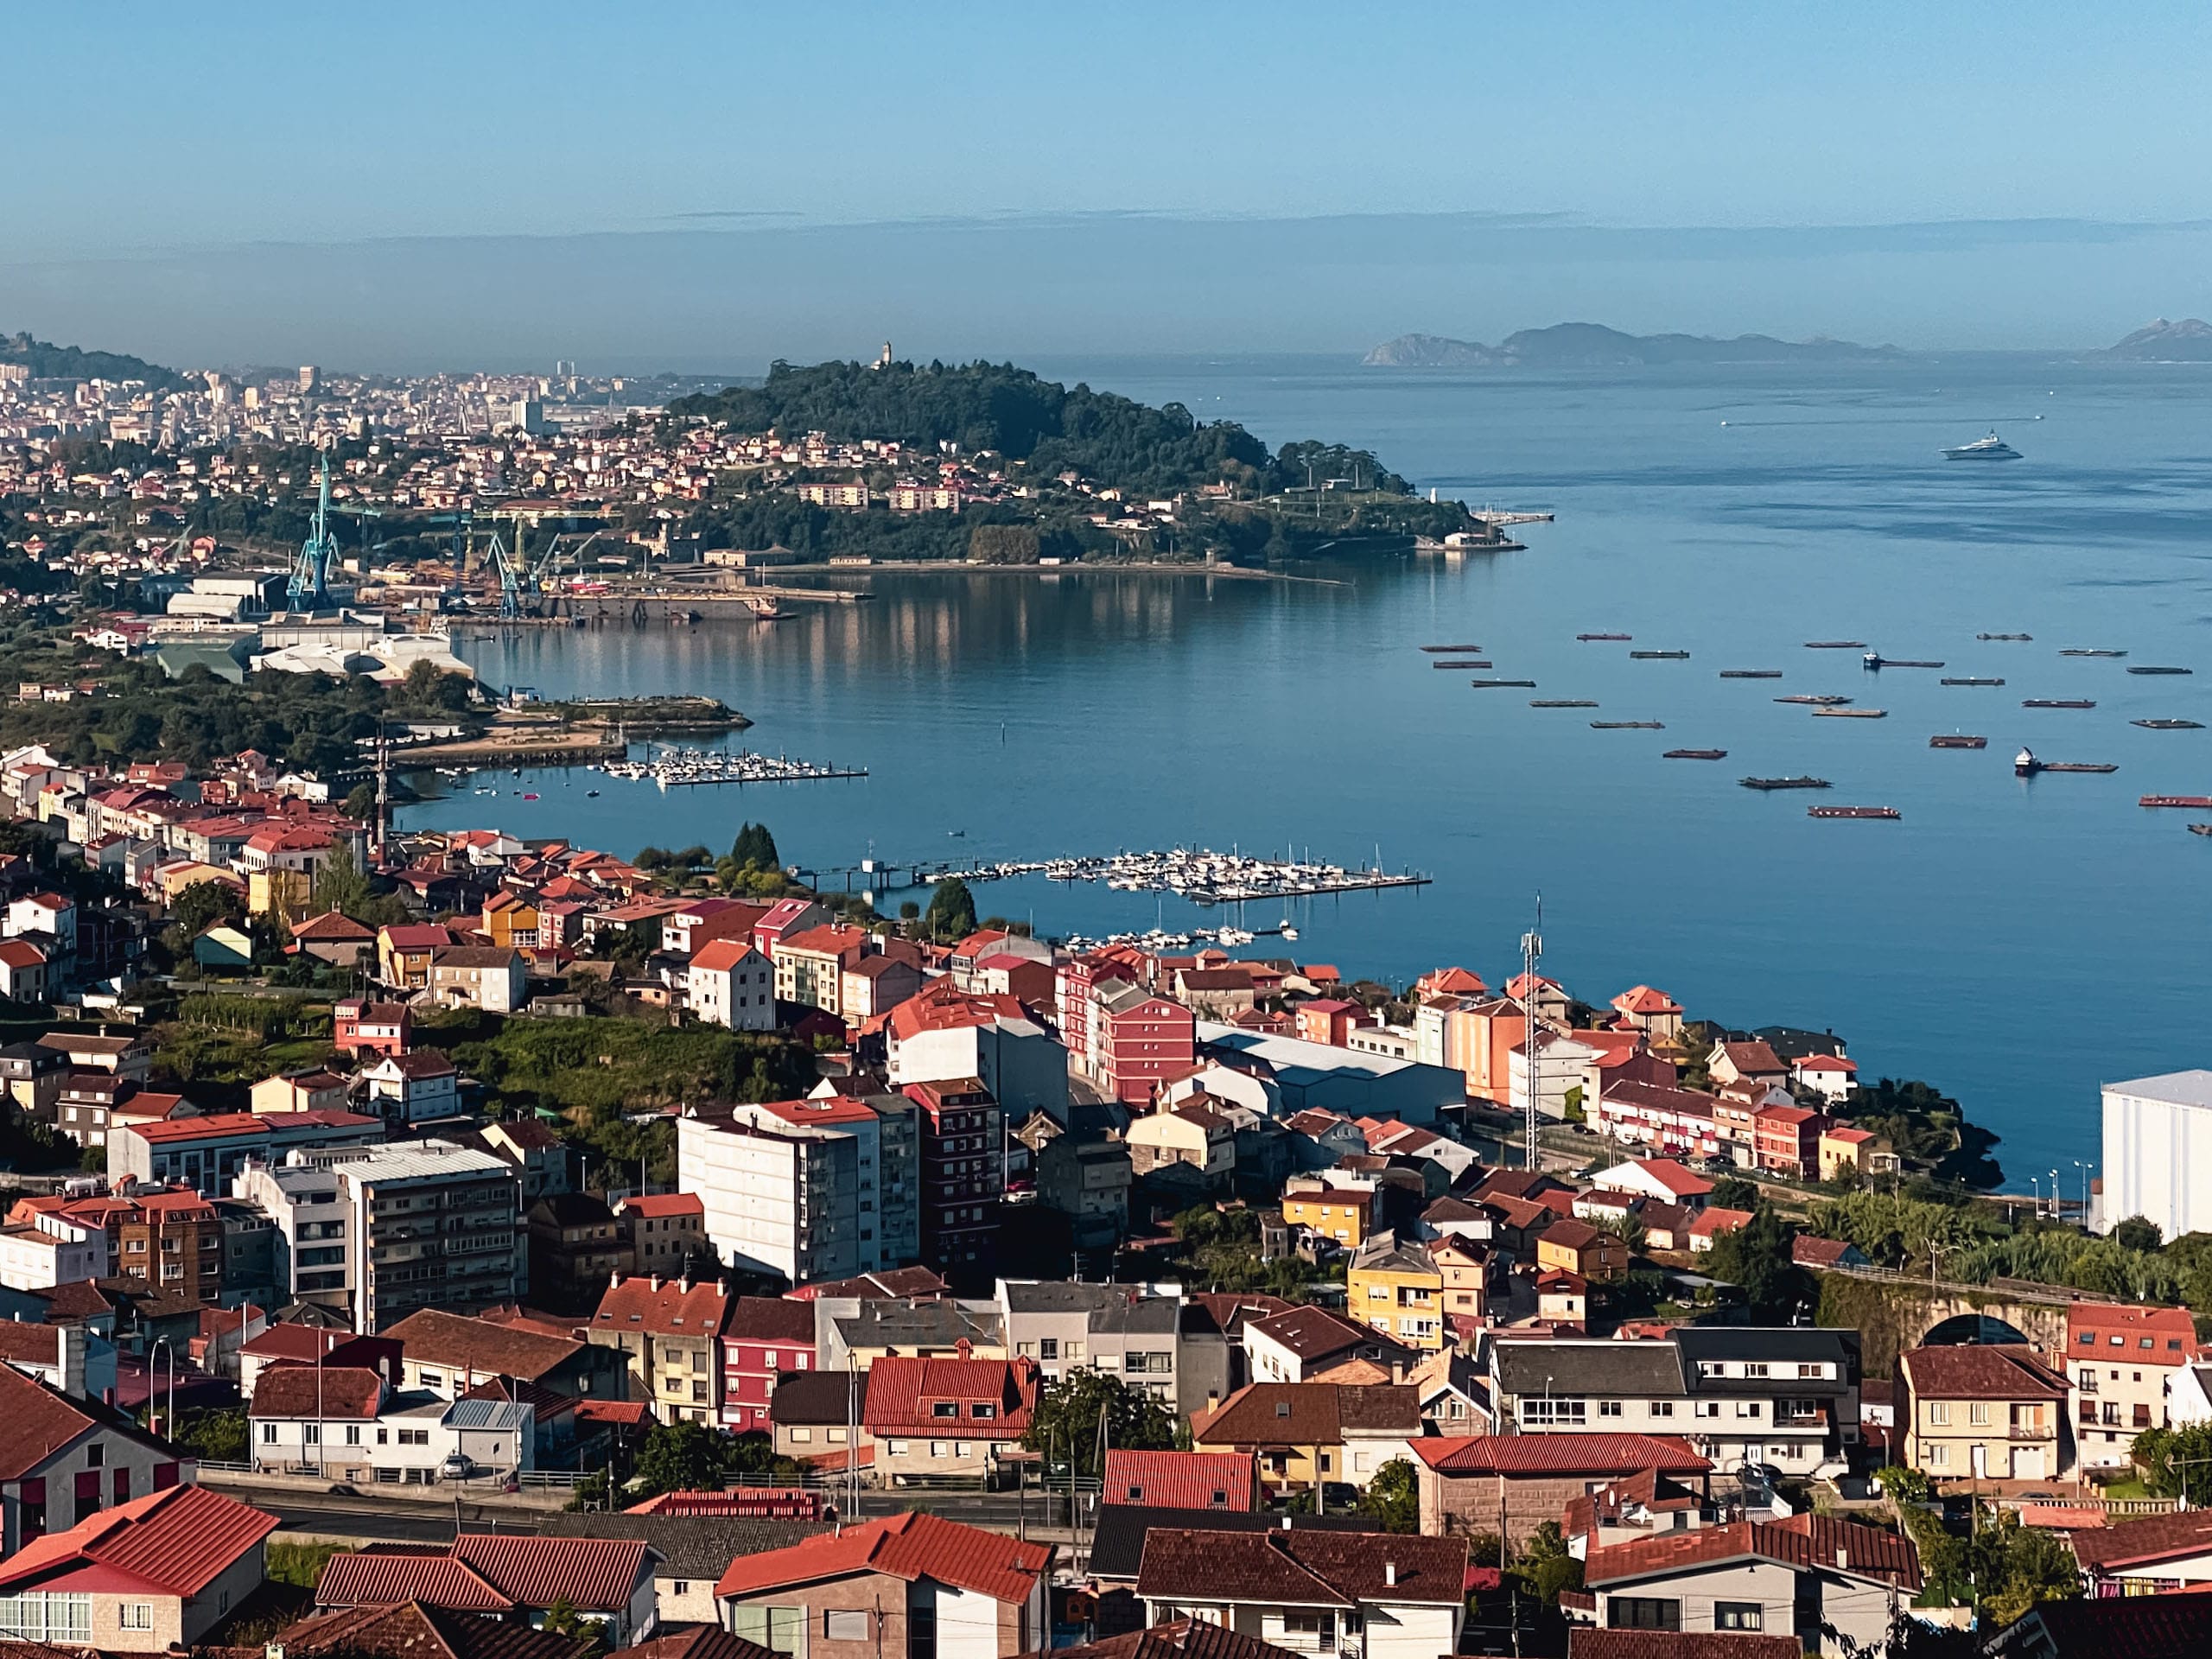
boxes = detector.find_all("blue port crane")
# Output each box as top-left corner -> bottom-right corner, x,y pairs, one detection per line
286,450 -> 342,611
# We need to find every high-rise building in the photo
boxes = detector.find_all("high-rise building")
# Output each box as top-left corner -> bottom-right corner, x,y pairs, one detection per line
679,1096 -> 919,1287
298,365 -> 320,394
294,1141 -> 520,1332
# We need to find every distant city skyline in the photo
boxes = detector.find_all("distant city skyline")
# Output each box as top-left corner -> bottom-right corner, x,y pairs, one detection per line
6,3 -> 2209,369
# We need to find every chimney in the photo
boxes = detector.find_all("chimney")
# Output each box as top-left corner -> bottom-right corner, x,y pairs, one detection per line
1384,1560 -> 1396,1587
610,1269 -> 623,1289
1837,1548 -> 1849,1572
650,1274 -> 662,1292
678,1270 -> 691,1294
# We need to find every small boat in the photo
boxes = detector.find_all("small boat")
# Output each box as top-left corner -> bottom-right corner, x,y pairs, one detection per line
1940,677 -> 2005,686
521,791 -> 540,800
1942,432 -> 2021,461
1630,650 -> 1690,660
1576,632 -> 1632,642
1977,632 -> 2033,641
1929,734 -> 1987,749
2134,719 -> 2205,730
1741,776 -> 1832,791
1432,659 -> 1492,669
1592,721 -> 1665,729
1471,678 -> 1539,689
1814,707 -> 1887,718
1777,694 -> 1852,706
947,829 -> 967,838
2024,698 -> 2096,709
2141,796 -> 2212,809
1863,653 -> 1945,670
2060,648 -> 2126,658
1805,640 -> 1868,650
2190,824 -> 2212,837
1529,699 -> 1599,708
2042,763 -> 2119,773
585,788 -> 601,797
1809,804 -> 1901,819
1421,644 -> 1484,652
2128,665 -> 2194,677
1663,748 -> 1728,760
744,596 -> 792,620
1720,669 -> 1783,679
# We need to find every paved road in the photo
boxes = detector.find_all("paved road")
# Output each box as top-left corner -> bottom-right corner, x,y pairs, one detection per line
267,1488 -> 1089,1545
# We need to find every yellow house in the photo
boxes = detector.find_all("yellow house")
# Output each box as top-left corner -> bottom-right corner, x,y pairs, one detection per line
1281,1176 -> 1379,1248
482,891 -> 542,949
249,867 -> 314,925
1899,1344 -> 2069,1483
1434,1236 -> 1491,1327
1346,1235 -> 1446,1350
156,862 -> 243,905
1819,1125 -> 1897,1183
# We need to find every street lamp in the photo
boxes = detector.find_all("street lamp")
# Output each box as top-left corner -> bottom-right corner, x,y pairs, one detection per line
2073,1160 -> 2095,1228
149,1338 -> 177,1443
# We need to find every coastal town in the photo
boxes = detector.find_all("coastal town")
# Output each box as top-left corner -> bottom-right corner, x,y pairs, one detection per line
0,708 -> 2194,1659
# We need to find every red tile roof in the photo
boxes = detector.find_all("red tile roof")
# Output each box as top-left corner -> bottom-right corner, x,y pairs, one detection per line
2066,1301 -> 2197,1363
0,1483 -> 279,1598
1612,985 -> 1681,1015
1136,1529 -> 1467,1608
1582,1512 -> 1920,1592
1103,1449 -> 1255,1512
453,1534 -> 652,1612
1901,1344 -> 2069,1399
714,1510 -> 1050,1604
861,1355 -> 1038,1439
251,1363 -> 383,1419
383,1308 -> 585,1382
1408,1433 -> 1712,1478
316,1551 -> 514,1612
280,1599 -> 599,1659
2069,1506 -> 2212,1572
616,1192 -> 704,1219
592,1274 -> 732,1339
723,1295 -> 817,1346
690,938 -> 763,974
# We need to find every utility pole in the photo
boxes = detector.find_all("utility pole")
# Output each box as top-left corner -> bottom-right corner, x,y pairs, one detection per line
1521,898 -> 1544,1171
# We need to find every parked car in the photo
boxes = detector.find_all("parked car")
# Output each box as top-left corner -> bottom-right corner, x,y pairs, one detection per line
439,1454 -> 480,1480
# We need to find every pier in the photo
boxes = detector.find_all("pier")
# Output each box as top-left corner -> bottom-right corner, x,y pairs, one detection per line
791,847 -> 1431,904
598,746 -> 867,787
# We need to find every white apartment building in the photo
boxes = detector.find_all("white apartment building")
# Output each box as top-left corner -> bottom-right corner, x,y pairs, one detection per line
677,1096 -> 917,1286
292,1141 -> 520,1333
232,1157 -> 352,1310
686,939 -> 775,1031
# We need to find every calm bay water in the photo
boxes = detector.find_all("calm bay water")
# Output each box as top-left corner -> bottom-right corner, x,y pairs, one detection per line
403,354 -> 2212,1186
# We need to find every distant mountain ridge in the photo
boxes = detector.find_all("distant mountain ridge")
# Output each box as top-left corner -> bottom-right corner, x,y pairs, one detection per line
2098,318 -> 2212,362
1363,321 -> 1901,368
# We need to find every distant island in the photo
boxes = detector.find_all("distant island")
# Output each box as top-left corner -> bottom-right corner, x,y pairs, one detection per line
2097,318 -> 2212,362
1363,321 -> 1901,369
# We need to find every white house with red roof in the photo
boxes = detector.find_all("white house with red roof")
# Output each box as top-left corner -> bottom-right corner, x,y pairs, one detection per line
1791,1052 -> 1859,1103
686,938 -> 774,1031
2062,1300 -> 2199,1466
861,1352 -> 1040,1484
887,980 -> 1069,1126
0,937 -> 48,1001
1592,1157 -> 1715,1211
1610,984 -> 1684,1044
747,896 -> 830,957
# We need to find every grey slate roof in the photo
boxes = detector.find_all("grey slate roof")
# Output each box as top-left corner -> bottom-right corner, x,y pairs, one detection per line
1492,1338 -> 1686,1399
1088,1505 -> 1385,1581
539,1512 -> 828,1580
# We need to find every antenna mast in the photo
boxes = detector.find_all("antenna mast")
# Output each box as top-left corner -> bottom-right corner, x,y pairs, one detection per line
1522,896 -> 1544,1171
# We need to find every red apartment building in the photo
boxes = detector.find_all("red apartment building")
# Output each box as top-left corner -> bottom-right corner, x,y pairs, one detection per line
1752,1103 -> 1830,1178
333,998 -> 412,1058
1093,982 -> 1198,1105
1294,998 -> 1374,1047
1053,951 -> 1138,1072
903,1079 -> 1001,1280
721,1295 -> 818,1433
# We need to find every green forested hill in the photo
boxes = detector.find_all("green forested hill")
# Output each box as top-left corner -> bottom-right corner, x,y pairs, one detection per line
670,359 -> 1408,497
2,332 -> 183,386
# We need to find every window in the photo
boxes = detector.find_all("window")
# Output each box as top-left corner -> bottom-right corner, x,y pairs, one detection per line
0,1594 -> 92,1644
825,1610 -> 869,1642
790,1427 -> 813,1444
1716,1603 -> 1764,1631
930,1442 -> 948,1459
1039,1338 -> 1058,1360
1520,1397 -> 1588,1427
1929,1402 -> 1951,1426
1606,1599 -> 1680,1631
261,1422 -> 278,1444
1742,1363 -> 1769,1378
970,1402 -> 995,1419
1649,1402 -> 1674,1418
120,1605 -> 154,1631
1927,1444 -> 1950,1468
1694,1402 -> 1720,1419
83,1444 -> 103,1469
728,1605 -> 804,1655
1599,1401 -> 1623,1418
345,1426 -> 361,1446
1736,1402 -> 1762,1419
1968,1402 -> 1991,1427
932,1402 -> 958,1418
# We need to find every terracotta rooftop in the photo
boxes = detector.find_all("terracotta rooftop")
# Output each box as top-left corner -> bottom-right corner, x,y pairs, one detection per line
1103,1449 -> 1256,1512
1136,1527 -> 1467,1608
714,1510 -> 1050,1605
0,1482 -> 278,1598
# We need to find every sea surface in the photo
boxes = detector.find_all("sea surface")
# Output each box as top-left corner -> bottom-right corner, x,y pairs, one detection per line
402,353 -> 2212,1190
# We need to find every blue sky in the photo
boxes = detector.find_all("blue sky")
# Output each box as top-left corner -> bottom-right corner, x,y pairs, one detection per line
6,3 -> 2209,366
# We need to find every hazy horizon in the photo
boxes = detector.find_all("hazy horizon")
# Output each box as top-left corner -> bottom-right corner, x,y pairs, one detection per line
4,207 -> 2208,378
